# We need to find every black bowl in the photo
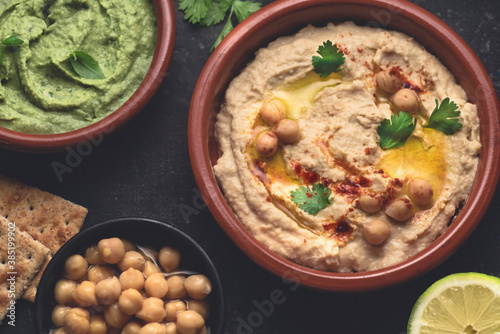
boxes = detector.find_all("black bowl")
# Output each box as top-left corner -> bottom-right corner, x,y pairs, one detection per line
34,218 -> 225,333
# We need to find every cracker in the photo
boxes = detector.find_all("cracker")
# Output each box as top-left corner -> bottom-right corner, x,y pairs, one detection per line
0,217 -> 50,324
0,175 -> 88,302
21,254 -> 52,303
0,175 -> 88,254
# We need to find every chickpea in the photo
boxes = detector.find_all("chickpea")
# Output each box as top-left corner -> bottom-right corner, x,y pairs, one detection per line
88,265 -> 115,284
176,310 -> 205,334
72,280 -> 98,307
165,300 -> 186,322
145,273 -> 169,298
139,323 -> 168,334
158,246 -> 181,273
143,261 -> 161,278
255,131 -> 278,158
187,301 -> 209,320
55,279 -> 77,305
118,289 -> 144,315
85,245 -> 105,265
385,197 -> 414,221
122,321 -> 142,334
98,238 -> 126,264
52,305 -> 71,327
119,268 -> 145,290
363,219 -> 391,246
104,303 -> 130,329
166,276 -> 187,299
358,195 -> 383,213
390,88 -> 419,113
64,254 -> 88,281
89,315 -> 107,334
409,178 -> 434,205
95,276 -> 122,305
53,328 -> 68,334
199,327 -> 209,334
260,99 -> 286,126
165,323 -> 179,334
184,275 -> 212,300
108,327 -> 121,334
375,70 -> 401,94
272,119 -> 300,144
121,239 -> 137,252
63,308 -> 90,334
136,297 -> 166,323
118,251 -> 146,272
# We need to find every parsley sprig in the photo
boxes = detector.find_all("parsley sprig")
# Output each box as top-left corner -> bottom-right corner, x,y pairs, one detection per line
290,183 -> 332,215
312,40 -> 345,78
377,111 -> 417,150
423,98 -> 462,135
0,36 -> 24,68
179,0 -> 262,51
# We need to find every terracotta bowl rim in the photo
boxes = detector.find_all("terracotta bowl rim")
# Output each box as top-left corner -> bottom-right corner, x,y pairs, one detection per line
34,217 -> 226,333
0,0 -> 176,153
188,0 -> 500,291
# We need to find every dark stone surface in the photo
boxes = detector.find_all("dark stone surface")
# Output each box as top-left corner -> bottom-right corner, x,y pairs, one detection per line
1,0 -> 498,333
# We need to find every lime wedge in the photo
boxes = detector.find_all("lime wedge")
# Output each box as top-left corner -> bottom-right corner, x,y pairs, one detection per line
408,273 -> 500,334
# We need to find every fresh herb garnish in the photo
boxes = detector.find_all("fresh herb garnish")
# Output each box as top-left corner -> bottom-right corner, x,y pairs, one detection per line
423,98 -> 462,135
290,183 -> 332,215
0,36 -> 24,67
312,40 -> 345,78
377,111 -> 417,150
69,51 -> 105,80
179,0 -> 262,51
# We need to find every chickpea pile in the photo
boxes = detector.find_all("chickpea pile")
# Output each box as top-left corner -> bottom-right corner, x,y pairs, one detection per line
255,99 -> 301,158
51,238 -> 212,334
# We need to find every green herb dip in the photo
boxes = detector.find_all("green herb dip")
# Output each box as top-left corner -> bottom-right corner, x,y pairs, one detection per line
0,0 -> 157,134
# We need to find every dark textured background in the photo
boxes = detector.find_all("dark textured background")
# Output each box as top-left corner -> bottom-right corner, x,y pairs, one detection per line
1,0 -> 499,333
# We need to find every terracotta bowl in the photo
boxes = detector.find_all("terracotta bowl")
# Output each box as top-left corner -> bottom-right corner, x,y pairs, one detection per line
0,0 -> 176,153
35,218 -> 225,333
188,0 -> 500,291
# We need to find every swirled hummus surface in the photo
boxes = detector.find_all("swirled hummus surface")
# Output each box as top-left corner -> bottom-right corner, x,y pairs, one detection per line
0,0 -> 156,134
214,22 -> 481,272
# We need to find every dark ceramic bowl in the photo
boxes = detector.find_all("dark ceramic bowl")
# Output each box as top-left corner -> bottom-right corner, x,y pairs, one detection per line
0,0 -> 176,153
35,218 -> 225,333
188,0 -> 500,291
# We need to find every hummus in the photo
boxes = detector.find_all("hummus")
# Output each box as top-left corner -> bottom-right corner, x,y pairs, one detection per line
0,0 -> 156,134
214,22 -> 481,272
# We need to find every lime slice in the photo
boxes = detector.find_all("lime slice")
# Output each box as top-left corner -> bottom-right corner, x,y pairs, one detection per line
408,272 -> 500,334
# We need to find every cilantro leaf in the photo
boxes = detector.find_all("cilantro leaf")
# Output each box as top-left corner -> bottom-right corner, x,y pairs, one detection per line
200,1 -> 228,26
378,111 -> 417,150
179,0 -> 262,51
423,98 -> 463,135
210,8 -> 234,51
69,51 -> 105,80
312,40 -> 345,78
232,0 -> 261,23
290,183 -> 332,215
179,0 -> 212,24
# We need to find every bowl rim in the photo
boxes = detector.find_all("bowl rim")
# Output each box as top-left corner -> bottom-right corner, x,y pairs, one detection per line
188,0 -> 500,291
34,217 -> 226,333
0,0 -> 176,153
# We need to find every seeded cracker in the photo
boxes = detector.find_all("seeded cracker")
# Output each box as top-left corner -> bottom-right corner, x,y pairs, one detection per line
0,175 -> 88,302
0,217 -> 50,324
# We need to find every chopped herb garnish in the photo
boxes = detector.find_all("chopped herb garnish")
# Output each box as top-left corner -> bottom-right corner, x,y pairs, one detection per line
0,36 -> 24,67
